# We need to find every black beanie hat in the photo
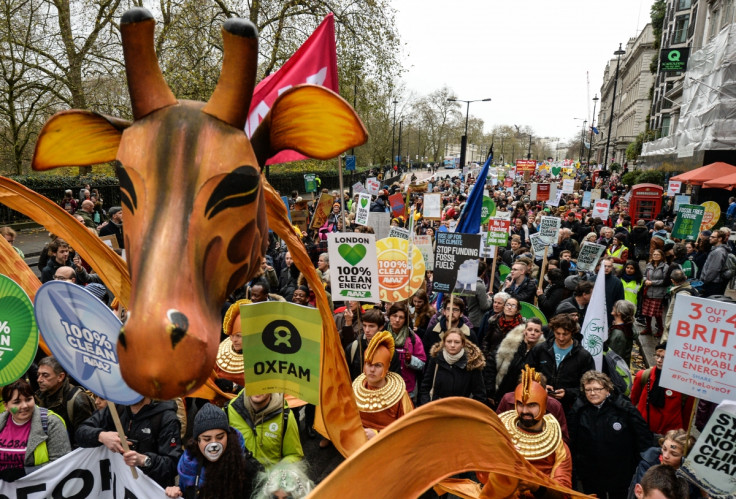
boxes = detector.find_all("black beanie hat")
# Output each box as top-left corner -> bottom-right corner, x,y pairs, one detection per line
193,403 -> 228,438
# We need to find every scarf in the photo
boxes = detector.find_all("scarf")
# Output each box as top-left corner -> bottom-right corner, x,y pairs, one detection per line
391,325 -> 410,348
620,273 -> 640,283
443,348 -> 465,365
648,368 -> 666,409
498,314 -> 523,333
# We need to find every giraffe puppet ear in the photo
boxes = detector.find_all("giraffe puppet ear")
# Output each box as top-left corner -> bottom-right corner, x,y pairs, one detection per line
32,110 -> 129,170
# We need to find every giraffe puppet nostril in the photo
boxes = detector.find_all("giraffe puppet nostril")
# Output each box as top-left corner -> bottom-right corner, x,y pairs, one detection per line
167,309 -> 189,348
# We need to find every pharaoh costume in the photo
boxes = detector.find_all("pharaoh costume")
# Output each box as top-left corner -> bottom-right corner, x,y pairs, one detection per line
499,367 -> 572,489
352,331 -> 413,433
214,300 -> 250,389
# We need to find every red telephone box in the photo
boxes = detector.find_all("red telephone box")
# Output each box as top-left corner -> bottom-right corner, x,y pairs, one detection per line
629,183 -> 663,222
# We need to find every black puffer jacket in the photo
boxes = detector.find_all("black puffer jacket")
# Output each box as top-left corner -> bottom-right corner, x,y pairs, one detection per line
419,342 -> 486,405
569,392 -> 652,498
75,400 -> 182,487
526,338 -> 595,411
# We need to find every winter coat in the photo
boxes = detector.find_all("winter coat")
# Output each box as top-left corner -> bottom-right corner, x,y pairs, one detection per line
537,282 -> 567,321
504,276 -> 538,304
277,264 -> 300,301
628,226 -> 650,259
644,262 -> 669,299
527,338 -> 595,411
0,407 -> 70,481
608,322 -> 635,366
701,244 -> 729,284
75,400 -> 182,487
664,282 -> 694,335
569,392 -> 652,498
419,342 -> 486,405
226,392 -> 303,467
630,367 -> 693,435
465,278 -> 492,330
36,378 -> 95,447
387,327 -> 426,395
483,324 -> 539,400
424,315 -> 477,358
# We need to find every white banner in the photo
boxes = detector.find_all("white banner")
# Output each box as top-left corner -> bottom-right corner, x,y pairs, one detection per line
592,199 -> 611,220
479,231 -> 497,259
365,177 -> 380,196
529,232 -> 550,258
387,226 -> 410,240
327,233 -> 380,302
590,188 -> 601,201
661,295 -> 736,403
562,178 -> 574,194
679,400 -> 736,497
352,181 -> 366,194
5,446 -> 166,498
529,182 -> 538,201
581,264 -> 608,371
539,216 -> 561,246
667,180 -> 682,197
355,193 -> 371,226
368,212 -> 391,239
423,193 -> 442,219
414,235 -> 434,271
576,242 -> 606,273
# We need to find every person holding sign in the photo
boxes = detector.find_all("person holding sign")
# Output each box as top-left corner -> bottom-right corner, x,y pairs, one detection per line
352,331 -> 413,440
0,379 -> 71,482
165,403 -> 255,498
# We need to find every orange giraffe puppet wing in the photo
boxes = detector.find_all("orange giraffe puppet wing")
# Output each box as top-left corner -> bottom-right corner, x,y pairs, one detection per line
263,181 -> 366,457
0,236 -> 50,355
310,397 -> 593,499
0,177 -> 130,308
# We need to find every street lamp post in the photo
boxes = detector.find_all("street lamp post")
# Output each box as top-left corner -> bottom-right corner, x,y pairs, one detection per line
587,94 -> 599,169
574,118 -> 587,164
603,43 -> 626,171
527,134 -> 533,160
390,99 -> 398,170
446,97 -> 491,168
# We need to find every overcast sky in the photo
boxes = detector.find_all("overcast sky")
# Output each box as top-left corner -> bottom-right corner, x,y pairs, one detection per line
392,0 -> 654,143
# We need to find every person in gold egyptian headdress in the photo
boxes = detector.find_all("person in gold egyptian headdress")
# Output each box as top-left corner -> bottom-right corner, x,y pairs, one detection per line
498,365 -> 572,495
214,299 -> 251,394
352,331 -> 413,440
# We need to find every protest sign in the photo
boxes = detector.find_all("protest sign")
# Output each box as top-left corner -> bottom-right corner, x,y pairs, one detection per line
486,218 -> 511,247
241,301 -> 321,404
327,233 -> 379,302
592,199 -> 611,219
365,177 -> 381,196
660,295 -> 736,403
539,216 -> 561,246
576,242 -> 606,272
388,226 -> 410,240
529,232 -> 550,258
5,446 -> 166,498
0,274 -> 38,385
433,232 -> 481,294
590,188 -> 601,201
562,178 -> 574,194
479,232 -> 496,259
537,183 -> 550,201
369,211 -> 391,239
388,193 -> 406,218
667,180 -> 682,197
671,204 -> 706,240
480,196 -> 496,224
700,201 -> 721,231
582,190 -> 591,208
504,178 -> 513,188
679,400 -> 736,497
529,183 -> 537,201
515,159 -> 536,174
376,237 -> 425,302
34,281 -> 142,405
309,192 -> 334,229
423,193 -> 442,219
548,183 -> 557,202
414,235 -> 435,271
355,193 -> 371,226
546,190 -> 562,207
352,181 -> 366,194
674,194 -> 691,213
304,173 -> 317,192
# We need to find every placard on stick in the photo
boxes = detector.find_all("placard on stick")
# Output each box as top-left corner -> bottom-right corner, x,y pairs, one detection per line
433,232 -> 481,294
327,233 -> 379,303
576,242 -> 606,273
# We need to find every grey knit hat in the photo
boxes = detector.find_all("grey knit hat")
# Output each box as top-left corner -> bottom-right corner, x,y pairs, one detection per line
193,403 -> 228,438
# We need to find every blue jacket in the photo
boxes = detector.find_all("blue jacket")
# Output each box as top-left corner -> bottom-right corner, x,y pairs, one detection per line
178,428 -> 246,491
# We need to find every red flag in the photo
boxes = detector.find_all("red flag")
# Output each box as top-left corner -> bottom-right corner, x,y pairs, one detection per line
246,13 -> 339,165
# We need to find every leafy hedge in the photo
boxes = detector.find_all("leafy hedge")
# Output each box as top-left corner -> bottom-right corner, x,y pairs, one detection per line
619,169 -> 665,187
8,174 -> 119,190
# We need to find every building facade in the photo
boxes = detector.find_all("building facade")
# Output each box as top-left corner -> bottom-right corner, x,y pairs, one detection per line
593,24 -> 656,167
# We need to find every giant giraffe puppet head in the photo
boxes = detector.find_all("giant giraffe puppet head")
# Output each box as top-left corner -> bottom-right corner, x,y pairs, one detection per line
31,7 -> 367,399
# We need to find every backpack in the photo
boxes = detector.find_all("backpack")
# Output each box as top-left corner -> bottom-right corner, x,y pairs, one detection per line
725,252 -> 736,286
603,348 -> 632,396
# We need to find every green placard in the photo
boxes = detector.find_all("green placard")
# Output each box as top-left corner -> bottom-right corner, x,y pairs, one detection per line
304,173 -> 317,193
672,204 -> 705,240
480,196 -> 497,224
520,301 -> 548,325
0,274 -> 39,385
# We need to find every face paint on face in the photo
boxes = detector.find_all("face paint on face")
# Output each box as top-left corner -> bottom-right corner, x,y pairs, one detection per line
202,442 -> 224,462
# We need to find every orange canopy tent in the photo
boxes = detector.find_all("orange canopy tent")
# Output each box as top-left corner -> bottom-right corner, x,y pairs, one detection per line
670,162 -> 736,186
702,171 -> 736,190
